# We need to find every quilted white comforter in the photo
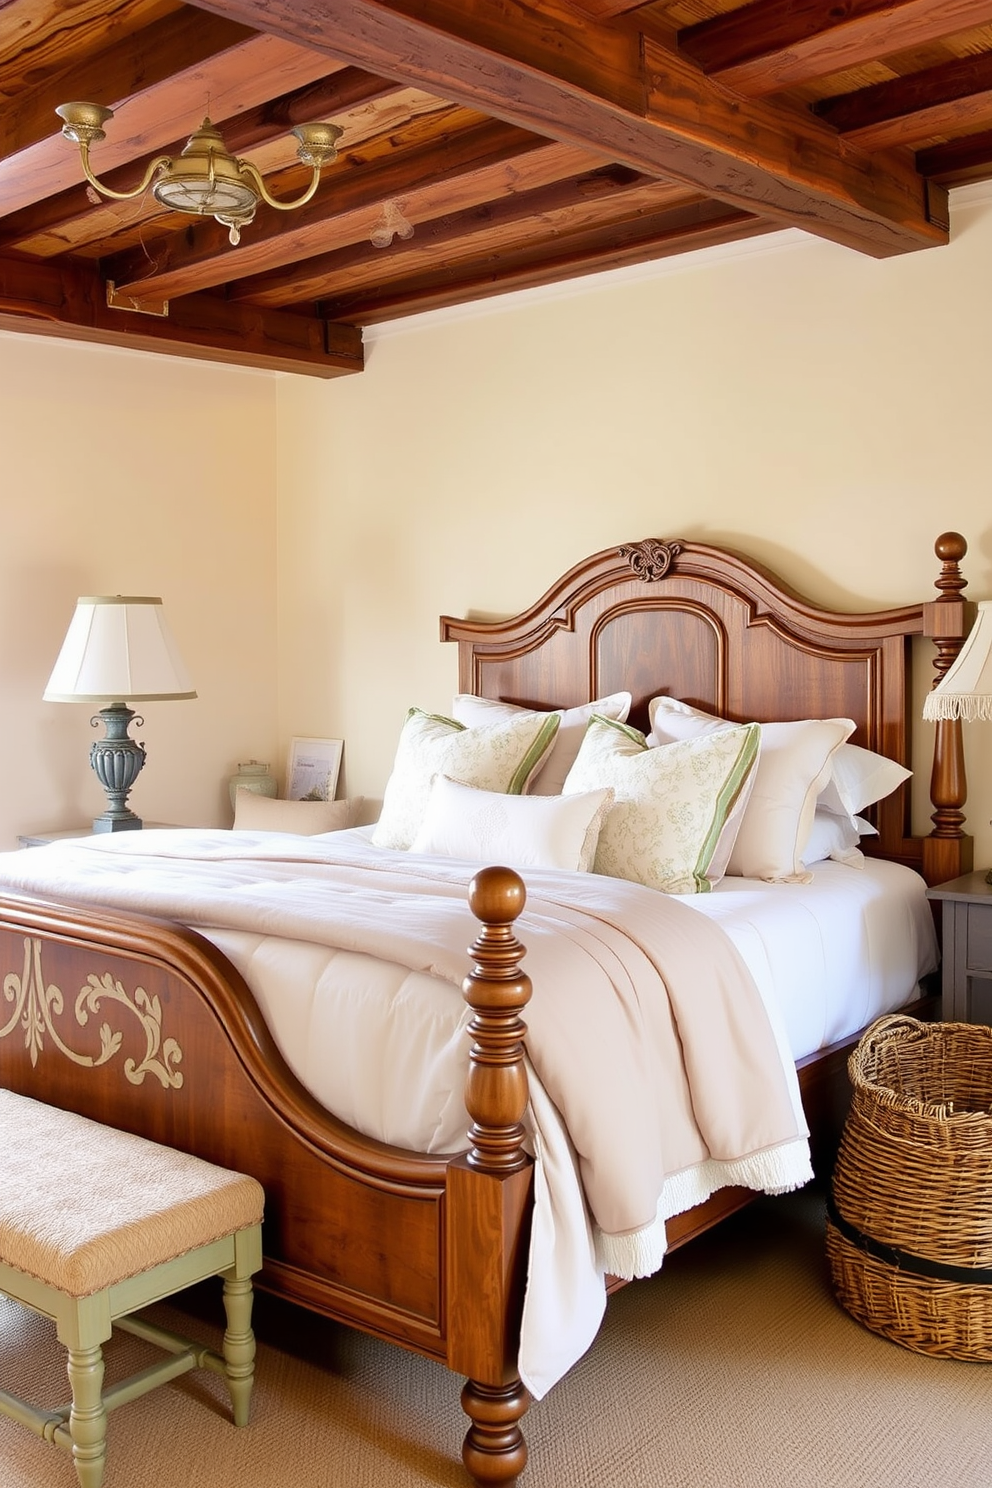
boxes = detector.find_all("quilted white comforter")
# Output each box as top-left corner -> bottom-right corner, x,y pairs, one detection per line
0,826 -> 816,1395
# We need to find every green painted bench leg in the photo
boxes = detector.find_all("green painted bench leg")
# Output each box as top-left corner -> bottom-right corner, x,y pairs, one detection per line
221,1275 -> 256,1427
66,1343 -> 107,1488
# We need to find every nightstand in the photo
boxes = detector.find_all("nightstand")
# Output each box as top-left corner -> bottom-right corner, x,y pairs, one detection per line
927,872 -> 992,1025
18,824 -> 177,848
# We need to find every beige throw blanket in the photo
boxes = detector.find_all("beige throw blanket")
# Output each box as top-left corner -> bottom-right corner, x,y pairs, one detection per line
0,829 -> 811,1267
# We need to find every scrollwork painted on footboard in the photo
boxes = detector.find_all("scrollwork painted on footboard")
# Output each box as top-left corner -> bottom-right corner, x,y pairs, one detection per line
0,936 -> 184,1089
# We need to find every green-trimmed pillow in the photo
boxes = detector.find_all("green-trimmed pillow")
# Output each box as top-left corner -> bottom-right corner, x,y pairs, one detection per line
647,698 -> 855,883
372,707 -> 561,851
562,715 -> 760,894
451,692 -> 632,794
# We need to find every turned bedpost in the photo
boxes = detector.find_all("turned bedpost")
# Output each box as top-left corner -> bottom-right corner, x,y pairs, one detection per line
922,531 -> 974,885
447,866 -> 533,1486
462,867 -> 532,1176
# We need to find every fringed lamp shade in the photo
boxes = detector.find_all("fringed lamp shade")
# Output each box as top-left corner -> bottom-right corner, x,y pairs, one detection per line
923,601 -> 992,723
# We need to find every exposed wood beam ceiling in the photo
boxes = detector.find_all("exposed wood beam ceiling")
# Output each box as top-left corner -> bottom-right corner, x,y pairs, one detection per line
0,0 -> 989,377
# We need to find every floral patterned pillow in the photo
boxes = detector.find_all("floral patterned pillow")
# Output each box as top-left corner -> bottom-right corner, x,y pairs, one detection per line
562,715 -> 760,894
372,707 -> 561,851
451,692 -> 632,795
648,698 -> 855,883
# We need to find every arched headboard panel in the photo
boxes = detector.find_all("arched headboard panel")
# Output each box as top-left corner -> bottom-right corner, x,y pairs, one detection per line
441,535 -> 973,884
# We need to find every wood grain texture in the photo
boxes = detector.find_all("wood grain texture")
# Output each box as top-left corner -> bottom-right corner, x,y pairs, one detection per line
678,0 -> 992,96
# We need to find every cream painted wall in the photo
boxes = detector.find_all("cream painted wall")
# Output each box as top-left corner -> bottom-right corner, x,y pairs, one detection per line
276,185 -> 992,867
0,332 -> 278,849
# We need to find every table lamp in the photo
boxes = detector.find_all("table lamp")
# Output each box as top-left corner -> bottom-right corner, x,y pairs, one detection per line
44,596 -> 196,832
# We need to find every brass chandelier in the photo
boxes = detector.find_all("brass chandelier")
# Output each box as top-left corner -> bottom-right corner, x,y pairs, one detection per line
56,103 -> 342,245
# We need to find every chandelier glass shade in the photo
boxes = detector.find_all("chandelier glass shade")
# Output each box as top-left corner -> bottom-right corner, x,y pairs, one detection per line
56,103 -> 342,244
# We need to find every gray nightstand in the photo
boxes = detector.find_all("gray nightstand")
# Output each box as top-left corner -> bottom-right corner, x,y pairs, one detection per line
927,872 -> 992,1025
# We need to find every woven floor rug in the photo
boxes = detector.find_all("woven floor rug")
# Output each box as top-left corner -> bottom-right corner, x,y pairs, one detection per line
0,1184 -> 986,1488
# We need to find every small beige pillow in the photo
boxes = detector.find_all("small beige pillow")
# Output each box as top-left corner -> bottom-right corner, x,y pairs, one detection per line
233,791 -> 363,834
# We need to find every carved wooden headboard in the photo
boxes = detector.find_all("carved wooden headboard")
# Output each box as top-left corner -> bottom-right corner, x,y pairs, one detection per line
441,533 -> 973,886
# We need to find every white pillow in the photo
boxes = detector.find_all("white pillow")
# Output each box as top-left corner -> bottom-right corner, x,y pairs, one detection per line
451,692 -> 632,795
816,743 -> 911,826
233,792 -> 363,834
562,715 -> 760,894
648,697 -> 855,884
371,707 -> 560,850
802,808 -> 865,868
411,775 -> 614,872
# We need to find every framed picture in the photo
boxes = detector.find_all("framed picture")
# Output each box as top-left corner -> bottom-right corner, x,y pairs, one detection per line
286,737 -> 343,802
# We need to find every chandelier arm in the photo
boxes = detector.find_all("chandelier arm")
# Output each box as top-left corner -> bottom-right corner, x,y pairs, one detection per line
237,159 -> 322,213
78,141 -> 173,203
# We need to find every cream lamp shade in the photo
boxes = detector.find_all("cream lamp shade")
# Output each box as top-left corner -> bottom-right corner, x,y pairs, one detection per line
44,596 -> 195,832
923,600 -> 992,722
44,596 -> 195,703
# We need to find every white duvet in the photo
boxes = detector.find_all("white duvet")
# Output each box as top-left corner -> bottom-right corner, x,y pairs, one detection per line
0,828 -> 936,1398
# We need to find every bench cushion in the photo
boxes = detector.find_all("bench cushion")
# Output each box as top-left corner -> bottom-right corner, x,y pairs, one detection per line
0,1091 -> 264,1297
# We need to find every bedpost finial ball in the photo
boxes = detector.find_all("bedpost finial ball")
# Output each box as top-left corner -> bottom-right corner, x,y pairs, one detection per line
935,531 -> 967,562
468,866 -> 526,926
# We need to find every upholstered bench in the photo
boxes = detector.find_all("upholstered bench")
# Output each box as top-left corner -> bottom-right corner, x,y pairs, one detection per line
0,1089 -> 265,1488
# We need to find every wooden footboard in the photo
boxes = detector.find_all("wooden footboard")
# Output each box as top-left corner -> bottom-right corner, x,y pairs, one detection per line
0,869 -> 534,1486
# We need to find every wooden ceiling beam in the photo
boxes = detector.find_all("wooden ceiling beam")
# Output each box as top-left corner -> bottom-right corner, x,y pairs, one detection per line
188,0 -> 946,257
560,1 -> 656,17
815,51 -> 992,150
0,27 -> 343,219
2,10 -> 254,158
917,128 -> 992,183
0,69 -> 405,253
318,198 -> 775,324
677,0 -> 992,98
231,162 -> 675,307
641,37 -> 947,254
107,121 -> 561,301
0,0 -> 175,74
0,250 -> 363,377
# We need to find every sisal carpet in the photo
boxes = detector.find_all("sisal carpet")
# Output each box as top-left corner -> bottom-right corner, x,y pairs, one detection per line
1,1184 -> 987,1488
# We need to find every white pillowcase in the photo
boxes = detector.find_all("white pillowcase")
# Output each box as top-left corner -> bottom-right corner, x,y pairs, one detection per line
816,742 -> 911,826
648,697 -> 855,884
411,775 -> 614,872
562,715 -> 761,894
233,792 -> 363,834
451,692 -> 632,795
802,808 -> 867,868
372,707 -> 560,850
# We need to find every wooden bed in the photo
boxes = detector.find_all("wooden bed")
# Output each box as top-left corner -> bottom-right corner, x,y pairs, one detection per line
0,531 -> 974,1485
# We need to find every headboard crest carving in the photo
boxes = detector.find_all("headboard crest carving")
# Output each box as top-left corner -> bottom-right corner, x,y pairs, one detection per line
618,539 -> 682,582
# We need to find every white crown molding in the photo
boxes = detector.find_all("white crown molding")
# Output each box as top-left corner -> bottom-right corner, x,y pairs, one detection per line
949,177 -> 992,209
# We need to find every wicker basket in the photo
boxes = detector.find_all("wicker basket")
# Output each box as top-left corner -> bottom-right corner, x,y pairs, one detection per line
826,1013 -> 992,1360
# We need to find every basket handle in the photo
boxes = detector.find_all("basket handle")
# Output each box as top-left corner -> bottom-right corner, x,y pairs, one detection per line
847,1013 -> 926,1086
